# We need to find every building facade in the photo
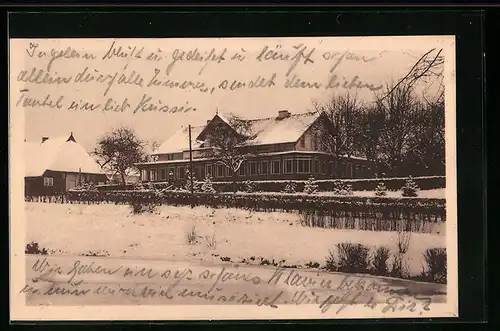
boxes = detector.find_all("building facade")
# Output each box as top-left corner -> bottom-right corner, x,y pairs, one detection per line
136,110 -> 375,184
24,133 -> 107,196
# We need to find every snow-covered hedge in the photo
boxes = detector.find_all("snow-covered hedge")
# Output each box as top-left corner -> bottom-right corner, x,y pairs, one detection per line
94,176 -> 445,193
67,189 -> 446,224
197,176 -> 444,193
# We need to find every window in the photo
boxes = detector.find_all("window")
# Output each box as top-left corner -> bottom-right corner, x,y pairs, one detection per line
141,169 -> 149,181
249,162 -> 258,176
355,164 -> 362,178
271,160 -> 281,175
149,169 -> 157,181
322,161 -> 328,175
167,154 -> 174,161
194,166 -> 202,179
159,168 -> 167,181
260,161 -> 269,175
329,161 -> 335,175
205,164 -> 213,177
178,166 -> 185,179
216,164 -> 225,178
284,159 -> 294,174
43,177 -> 54,186
61,173 -> 66,179
315,160 -> 321,173
296,158 -> 311,173
238,163 -> 245,176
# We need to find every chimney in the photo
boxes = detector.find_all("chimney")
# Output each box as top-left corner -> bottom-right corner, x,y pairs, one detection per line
277,110 -> 291,119
41,137 -> 49,143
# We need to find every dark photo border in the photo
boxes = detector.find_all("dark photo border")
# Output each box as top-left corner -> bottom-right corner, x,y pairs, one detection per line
6,7 -> 486,326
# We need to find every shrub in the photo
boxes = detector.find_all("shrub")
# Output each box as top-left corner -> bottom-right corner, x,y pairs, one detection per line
332,180 -> 353,195
371,246 -> 391,276
205,232 -> 217,250
325,249 -> 337,271
74,181 -> 98,191
133,182 -> 146,190
129,199 -> 158,214
391,222 -> 412,278
243,180 -> 257,193
201,174 -> 216,194
184,170 -> 201,192
187,225 -> 197,245
402,176 -> 419,197
423,248 -> 447,283
335,242 -> 371,274
303,177 -> 319,194
283,182 -> 297,194
25,241 -> 48,255
375,182 -> 388,197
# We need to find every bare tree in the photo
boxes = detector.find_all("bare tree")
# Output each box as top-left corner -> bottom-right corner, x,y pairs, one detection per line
202,113 -> 255,193
406,95 -> 445,175
382,48 -> 444,101
312,92 -> 364,161
372,82 -> 422,176
93,127 -> 149,186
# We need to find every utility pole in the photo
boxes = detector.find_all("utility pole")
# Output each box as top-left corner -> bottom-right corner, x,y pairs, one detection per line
188,125 -> 194,207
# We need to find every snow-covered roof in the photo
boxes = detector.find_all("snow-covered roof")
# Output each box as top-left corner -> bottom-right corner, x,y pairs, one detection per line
156,125 -> 206,154
155,111 -> 322,155
25,134 -> 104,177
245,111 -> 320,145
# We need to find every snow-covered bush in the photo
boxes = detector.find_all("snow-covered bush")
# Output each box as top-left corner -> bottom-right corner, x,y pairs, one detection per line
303,177 -> 319,194
201,174 -> 216,194
184,170 -> 201,192
74,181 -> 97,191
133,182 -> 146,190
375,182 -> 388,196
332,180 -> 353,195
283,182 -> 297,194
401,176 -> 419,197
243,180 -> 256,193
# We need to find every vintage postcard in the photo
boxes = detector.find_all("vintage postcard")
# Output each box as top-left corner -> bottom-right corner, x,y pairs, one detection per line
10,36 -> 457,320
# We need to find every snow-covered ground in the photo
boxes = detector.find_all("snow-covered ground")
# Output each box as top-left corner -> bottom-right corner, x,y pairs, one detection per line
25,202 -> 445,277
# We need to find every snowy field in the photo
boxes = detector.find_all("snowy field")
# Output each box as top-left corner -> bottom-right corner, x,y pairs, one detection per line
25,202 -> 445,277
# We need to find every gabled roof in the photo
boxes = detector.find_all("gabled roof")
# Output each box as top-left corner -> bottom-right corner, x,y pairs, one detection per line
244,111 -> 321,145
154,111 -> 323,155
25,134 -> 104,177
155,125 -> 206,154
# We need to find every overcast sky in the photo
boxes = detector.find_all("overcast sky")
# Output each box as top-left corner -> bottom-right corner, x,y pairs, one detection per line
11,37 -> 452,152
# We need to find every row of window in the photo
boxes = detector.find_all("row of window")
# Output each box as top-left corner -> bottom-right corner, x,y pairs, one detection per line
43,174 -> 100,186
142,158 -> 370,181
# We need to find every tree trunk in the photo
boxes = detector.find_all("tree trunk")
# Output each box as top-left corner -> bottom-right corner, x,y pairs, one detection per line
120,172 -> 127,188
232,170 -> 237,194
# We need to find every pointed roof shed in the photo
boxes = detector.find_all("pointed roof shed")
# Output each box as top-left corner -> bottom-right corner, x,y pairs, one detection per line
24,133 -> 104,177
